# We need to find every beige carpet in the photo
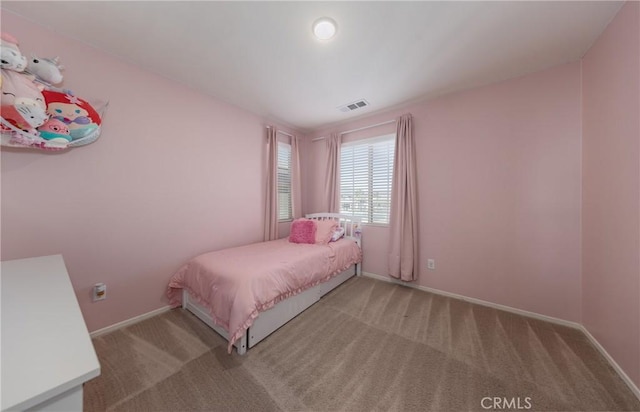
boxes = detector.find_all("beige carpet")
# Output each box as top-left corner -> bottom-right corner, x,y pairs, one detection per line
84,276 -> 640,411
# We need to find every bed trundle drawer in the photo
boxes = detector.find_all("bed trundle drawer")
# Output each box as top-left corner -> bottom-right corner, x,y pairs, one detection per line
317,265 -> 356,298
248,285 -> 320,348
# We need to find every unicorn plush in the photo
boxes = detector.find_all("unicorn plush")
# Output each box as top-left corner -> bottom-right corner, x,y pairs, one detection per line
27,55 -> 64,85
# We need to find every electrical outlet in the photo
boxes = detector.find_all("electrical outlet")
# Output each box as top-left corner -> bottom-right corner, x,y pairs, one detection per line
93,283 -> 106,301
427,259 -> 436,270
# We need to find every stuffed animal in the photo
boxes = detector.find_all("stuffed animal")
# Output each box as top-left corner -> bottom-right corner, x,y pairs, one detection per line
38,118 -> 71,144
1,33 -> 48,133
27,55 -> 64,85
0,33 -> 27,72
1,71 -> 48,132
42,90 -> 101,140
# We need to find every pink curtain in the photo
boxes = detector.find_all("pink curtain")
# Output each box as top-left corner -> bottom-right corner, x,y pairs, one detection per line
264,127 -> 278,241
324,133 -> 341,213
291,135 -> 303,219
388,114 -> 418,281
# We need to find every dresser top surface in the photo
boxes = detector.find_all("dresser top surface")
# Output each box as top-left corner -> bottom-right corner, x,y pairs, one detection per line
1,254 -> 100,411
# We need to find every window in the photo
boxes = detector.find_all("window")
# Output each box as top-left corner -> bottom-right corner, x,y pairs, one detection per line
340,134 -> 395,224
277,141 -> 292,221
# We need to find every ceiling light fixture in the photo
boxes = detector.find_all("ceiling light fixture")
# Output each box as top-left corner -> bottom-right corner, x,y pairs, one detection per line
312,17 -> 337,41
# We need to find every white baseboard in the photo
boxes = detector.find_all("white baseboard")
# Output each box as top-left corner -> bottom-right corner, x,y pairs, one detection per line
89,305 -> 172,338
361,271 -> 640,401
580,326 -> 640,400
361,272 -> 581,329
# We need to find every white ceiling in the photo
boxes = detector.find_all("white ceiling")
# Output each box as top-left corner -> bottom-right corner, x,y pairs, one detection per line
3,1 -> 623,132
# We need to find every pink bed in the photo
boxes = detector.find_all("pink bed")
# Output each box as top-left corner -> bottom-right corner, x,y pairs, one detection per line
167,237 -> 361,352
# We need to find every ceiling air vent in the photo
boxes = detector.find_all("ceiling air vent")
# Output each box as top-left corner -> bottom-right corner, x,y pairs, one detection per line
338,99 -> 369,113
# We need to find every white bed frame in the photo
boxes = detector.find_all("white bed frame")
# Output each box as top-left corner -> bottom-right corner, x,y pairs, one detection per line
182,213 -> 362,355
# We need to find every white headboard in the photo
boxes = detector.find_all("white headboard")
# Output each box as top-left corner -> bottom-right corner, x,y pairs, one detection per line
305,213 -> 362,246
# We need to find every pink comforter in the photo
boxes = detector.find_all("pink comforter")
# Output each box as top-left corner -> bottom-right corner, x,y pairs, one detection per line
167,238 -> 361,352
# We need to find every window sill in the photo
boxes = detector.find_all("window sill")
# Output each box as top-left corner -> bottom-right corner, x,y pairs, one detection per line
362,223 -> 390,228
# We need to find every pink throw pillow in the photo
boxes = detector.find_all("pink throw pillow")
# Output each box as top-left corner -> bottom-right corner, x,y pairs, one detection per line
315,219 -> 338,245
289,219 -> 317,244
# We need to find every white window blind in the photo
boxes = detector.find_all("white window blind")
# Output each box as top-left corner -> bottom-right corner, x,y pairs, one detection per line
277,142 -> 292,221
340,134 -> 395,224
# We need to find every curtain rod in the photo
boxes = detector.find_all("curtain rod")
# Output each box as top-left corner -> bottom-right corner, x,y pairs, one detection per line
266,126 -> 293,138
311,119 -> 396,142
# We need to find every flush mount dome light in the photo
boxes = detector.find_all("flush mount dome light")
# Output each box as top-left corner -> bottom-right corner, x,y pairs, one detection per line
313,17 -> 337,40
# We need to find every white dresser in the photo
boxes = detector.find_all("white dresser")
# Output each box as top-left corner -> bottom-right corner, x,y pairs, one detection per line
1,255 -> 100,411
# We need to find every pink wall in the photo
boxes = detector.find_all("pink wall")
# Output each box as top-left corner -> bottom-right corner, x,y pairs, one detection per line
3,4 -> 638,389
0,11 -> 301,331
582,1 -> 640,387
306,62 -> 583,323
